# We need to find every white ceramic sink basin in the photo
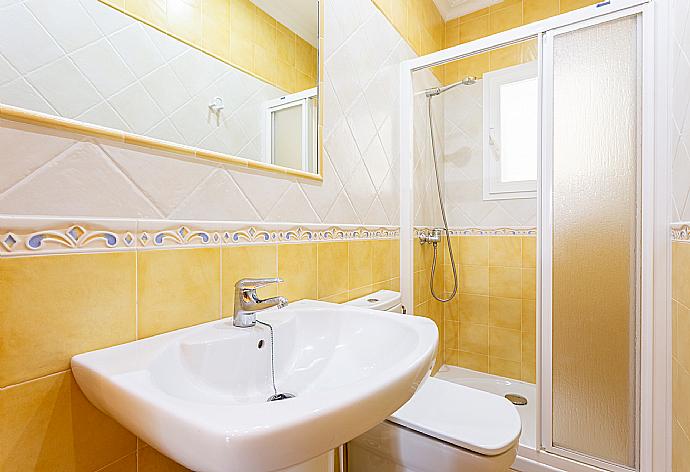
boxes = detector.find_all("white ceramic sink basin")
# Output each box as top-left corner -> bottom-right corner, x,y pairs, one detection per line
71,300 -> 438,472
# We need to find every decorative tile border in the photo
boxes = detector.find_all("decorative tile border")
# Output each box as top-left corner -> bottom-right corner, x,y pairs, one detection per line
414,226 -> 538,237
0,218 -> 400,256
672,223 -> 690,242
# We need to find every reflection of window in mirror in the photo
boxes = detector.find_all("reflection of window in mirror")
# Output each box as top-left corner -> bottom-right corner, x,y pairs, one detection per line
0,0 -> 321,177
264,88 -> 318,173
483,61 -> 538,200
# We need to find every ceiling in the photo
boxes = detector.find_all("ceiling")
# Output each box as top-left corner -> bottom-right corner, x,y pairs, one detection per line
250,0 -> 319,47
432,0 -> 503,20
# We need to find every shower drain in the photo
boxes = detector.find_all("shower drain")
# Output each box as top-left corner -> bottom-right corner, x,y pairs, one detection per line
267,392 -> 296,402
505,394 -> 528,406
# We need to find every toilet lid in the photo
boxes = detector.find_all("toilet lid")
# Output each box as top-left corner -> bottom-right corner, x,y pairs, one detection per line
344,290 -> 401,311
389,377 -> 521,456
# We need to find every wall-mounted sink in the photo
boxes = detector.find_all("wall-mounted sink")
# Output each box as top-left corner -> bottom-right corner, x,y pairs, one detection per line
71,300 -> 438,472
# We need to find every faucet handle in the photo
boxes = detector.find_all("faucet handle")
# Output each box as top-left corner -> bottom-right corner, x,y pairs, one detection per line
235,277 -> 283,290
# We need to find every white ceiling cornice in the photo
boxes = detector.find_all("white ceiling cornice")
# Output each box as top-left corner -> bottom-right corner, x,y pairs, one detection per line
432,0 -> 504,21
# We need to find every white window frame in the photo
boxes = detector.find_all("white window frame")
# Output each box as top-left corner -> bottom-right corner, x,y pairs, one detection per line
482,61 -> 538,201
263,87 -> 318,172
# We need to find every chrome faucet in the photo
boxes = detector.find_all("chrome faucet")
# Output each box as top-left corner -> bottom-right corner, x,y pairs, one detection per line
233,278 -> 288,328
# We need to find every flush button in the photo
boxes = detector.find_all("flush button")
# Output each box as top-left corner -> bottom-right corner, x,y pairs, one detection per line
367,298 -> 380,303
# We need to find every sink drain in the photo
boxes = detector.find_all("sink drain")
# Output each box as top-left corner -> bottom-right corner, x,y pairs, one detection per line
268,392 -> 296,402
505,393 -> 528,406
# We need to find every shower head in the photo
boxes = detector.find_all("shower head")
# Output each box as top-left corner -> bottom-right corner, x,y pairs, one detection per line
425,76 -> 478,97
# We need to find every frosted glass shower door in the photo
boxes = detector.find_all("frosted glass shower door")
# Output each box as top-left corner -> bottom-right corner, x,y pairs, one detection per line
542,11 -> 642,471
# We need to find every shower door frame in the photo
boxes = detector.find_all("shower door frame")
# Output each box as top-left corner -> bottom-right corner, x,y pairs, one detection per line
398,0 -> 671,471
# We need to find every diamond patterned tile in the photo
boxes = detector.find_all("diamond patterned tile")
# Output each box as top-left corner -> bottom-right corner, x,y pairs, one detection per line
0,0 -> 415,227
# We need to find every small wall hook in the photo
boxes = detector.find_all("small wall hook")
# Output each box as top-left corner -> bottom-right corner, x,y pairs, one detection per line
209,96 -> 224,112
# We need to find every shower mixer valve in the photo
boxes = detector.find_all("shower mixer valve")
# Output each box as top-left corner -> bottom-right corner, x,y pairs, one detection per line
419,228 -> 443,245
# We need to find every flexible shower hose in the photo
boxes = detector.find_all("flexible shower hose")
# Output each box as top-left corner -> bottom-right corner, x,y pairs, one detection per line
427,95 -> 458,303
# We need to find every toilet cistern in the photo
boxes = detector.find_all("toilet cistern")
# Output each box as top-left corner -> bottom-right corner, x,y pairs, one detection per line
233,277 -> 288,328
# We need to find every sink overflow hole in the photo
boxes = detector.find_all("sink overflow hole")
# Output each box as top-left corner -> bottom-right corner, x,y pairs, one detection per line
258,339 -> 265,349
505,394 -> 528,406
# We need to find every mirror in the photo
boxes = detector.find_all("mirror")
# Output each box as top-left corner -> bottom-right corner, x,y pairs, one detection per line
0,0 -> 321,176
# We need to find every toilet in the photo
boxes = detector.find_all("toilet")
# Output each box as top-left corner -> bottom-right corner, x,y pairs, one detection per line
345,291 -> 521,472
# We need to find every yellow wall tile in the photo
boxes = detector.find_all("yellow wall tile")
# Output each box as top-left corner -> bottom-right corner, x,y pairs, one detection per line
167,0 -> 203,46
126,0 -> 167,27
138,248 -> 220,338
489,326 -> 521,361
457,350 -> 489,373
673,242 -> 690,307
372,240 -> 394,283
202,0 -> 230,60
460,15 -> 490,43
489,236 -> 522,267
0,371 -> 136,471
317,242 -> 349,299
489,296 -> 522,330
522,236 -> 536,267
102,0 -> 317,94
0,253 -> 136,387
138,444 -> 190,471
348,240 -> 373,290
459,265 -> 489,295
522,299 -> 536,332
442,236 -> 536,382
489,266 -> 522,298
674,240 -> 690,470
489,3 -> 522,34
456,236 -> 489,265
489,42 -> 522,71
444,320 -> 460,350
678,303 -> 690,373
460,323 -> 489,355
523,0 -> 558,24
99,453 -> 137,472
458,293 -> 489,324
522,267 -> 536,300
221,244 -> 277,316
278,243 -> 317,302
559,0 -> 598,13
489,357 -> 521,378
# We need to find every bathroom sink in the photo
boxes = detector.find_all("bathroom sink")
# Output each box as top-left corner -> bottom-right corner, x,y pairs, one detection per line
71,301 -> 438,472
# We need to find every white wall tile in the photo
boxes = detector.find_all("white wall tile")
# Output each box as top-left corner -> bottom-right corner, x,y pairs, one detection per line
108,82 -> 164,134
70,38 -> 136,98
26,57 -> 102,118
0,54 -> 18,86
673,0 -> 690,223
0,121 -> 76,194
265,184 -> 320,224
109,24 -> 165,78
0,141 -> 162,218
0,4 -> 63,74
76,101 -> 128,130
168,169 -> 261,221
139,65 -> 191,115
0,77 -> 56,115
26,0 -> 102,53
79,0 -> 131,35
104,144 -> 215,217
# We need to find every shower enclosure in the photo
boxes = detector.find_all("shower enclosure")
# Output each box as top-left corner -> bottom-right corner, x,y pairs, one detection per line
399,0 -> 670,471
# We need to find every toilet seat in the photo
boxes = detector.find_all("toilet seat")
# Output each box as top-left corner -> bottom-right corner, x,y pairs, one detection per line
349,378 -> 521,472
389,377 -> 521,455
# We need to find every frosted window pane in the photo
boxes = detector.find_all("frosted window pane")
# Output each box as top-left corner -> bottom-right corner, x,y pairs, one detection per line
272,104 -> 303,171
500,77 -> 538,182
